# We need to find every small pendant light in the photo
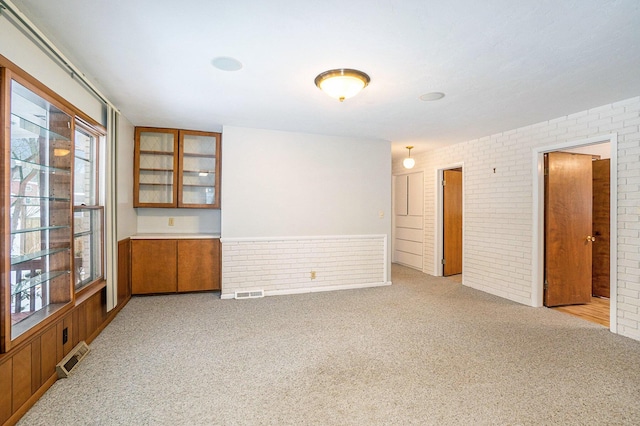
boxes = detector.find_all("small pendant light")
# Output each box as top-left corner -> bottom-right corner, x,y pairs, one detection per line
403,146 -> 415,169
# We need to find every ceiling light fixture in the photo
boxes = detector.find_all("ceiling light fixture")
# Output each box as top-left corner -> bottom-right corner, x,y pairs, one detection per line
403,146 -> 415,169
314,68 -> 370,102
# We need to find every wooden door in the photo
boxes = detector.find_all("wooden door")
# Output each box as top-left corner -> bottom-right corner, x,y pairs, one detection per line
443,169 -> 462,276
544,152 -> 593,307
131,240 -> 177,294
592,159 -> 610,298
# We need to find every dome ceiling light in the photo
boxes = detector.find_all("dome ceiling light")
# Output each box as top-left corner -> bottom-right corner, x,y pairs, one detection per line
314,68 -> 370,102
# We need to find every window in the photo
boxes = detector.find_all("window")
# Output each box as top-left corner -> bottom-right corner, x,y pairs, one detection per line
73,122 -> 104,291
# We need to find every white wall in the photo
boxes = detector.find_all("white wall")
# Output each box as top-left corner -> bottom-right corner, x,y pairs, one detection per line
0,13 -> 104,124
136,208 -> 221,234
220,126 -> 392,296
393,96 -> 640,342
221,126 -> 391,238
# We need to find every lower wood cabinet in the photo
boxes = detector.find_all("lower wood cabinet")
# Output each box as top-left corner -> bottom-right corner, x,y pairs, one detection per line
131,238 -> 220,294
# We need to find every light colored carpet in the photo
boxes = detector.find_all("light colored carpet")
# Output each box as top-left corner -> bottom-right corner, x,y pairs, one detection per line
18,265 -> 640,425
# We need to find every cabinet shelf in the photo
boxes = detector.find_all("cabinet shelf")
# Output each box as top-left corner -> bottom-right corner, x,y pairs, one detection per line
183,170 -> 215,174
11,195 -> 71,202
182,184 -> 213,188
11,247 -> 70,266
11,271 -> 70,296
139,182 -> 173,186
183,152 -> 215,158
139,150 -> 174,156
11,225 -> 70,235
139,168 -> 173,172
11,113 -> 70,142
10,158 -> 71,175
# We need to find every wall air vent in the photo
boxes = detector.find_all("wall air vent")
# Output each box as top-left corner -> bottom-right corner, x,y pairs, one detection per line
56,341 -> 90,378
234,290 -> 264,299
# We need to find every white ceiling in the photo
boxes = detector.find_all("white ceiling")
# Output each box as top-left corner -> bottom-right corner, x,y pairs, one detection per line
8,0 -> 640,157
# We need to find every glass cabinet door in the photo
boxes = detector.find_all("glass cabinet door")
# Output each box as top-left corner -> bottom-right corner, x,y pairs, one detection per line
8,80 -> 73,340
134,128 -> 179,207
179,131 -> 220,208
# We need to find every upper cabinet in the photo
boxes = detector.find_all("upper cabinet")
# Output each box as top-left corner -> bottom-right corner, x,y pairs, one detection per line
134,127 -> 221,209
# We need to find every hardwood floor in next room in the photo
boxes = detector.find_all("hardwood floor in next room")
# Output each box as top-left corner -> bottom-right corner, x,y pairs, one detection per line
444,274 -> 609,328
551,297 -> 610,327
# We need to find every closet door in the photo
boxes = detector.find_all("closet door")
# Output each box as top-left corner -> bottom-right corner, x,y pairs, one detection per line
394,175 -> 408,216
393,173 -> 423,270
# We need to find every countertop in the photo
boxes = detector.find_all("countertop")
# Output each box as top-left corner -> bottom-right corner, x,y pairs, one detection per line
130,233 -> 220,239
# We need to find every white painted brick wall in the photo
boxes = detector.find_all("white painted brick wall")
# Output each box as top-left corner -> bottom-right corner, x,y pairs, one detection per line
393,96 -> 640,341
221,235 -> 388,299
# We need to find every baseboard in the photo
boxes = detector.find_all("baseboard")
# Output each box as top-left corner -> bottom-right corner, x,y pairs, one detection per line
221,281 -> 392,299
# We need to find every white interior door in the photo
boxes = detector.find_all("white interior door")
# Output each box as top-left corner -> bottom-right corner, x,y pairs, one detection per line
393,172 -> 424,270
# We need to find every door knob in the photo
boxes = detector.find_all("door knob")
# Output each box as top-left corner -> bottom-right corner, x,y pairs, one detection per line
586,236 -> 596,242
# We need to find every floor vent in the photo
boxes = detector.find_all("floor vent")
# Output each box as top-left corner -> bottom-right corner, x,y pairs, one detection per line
56,341 -> 90,378
235,290 -> 264,299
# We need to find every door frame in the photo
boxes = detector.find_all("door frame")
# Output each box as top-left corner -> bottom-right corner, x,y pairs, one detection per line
532,134 -> 618,332
435,162 -> 464,277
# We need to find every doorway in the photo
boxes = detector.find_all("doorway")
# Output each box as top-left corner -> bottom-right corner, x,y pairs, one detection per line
533,136 -> 617,331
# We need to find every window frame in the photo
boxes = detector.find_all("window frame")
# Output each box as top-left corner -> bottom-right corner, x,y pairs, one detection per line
72,119 -> 105,295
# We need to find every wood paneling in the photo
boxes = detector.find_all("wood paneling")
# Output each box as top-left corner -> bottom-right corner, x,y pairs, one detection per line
118,239 -> 132,305
30,339 -> 40,395
178,239 -> 220,292
0,359 -> 11,424
0,286 -> 123,424
131,240 -> 177,294
84,290 -> 107,342
62,313 -> 74,357
40,326 -> 58,386
12,345 -> 31,413
592,159 -> 610,298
